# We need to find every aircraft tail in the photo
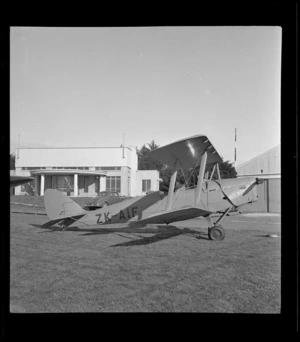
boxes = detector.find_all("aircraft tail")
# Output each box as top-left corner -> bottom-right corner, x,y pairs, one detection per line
42,189 -> 87,228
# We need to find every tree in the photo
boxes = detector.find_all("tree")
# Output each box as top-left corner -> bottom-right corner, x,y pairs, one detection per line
218,160 -> 237,179
183,160 -> 237,188
137,141 -> 237,192
10,154 -> 15,170
137,141 -> 162,171
137,141 -> 185,192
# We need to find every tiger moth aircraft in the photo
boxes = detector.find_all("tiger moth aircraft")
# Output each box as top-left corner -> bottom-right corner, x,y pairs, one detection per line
42,134 -> 263,241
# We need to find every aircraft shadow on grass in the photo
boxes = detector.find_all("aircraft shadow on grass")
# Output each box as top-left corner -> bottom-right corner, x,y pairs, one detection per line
30,223 -> 209,246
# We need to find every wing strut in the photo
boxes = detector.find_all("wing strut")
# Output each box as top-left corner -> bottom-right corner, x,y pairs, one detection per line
195,151 -> 207,206
216,163 -> 222,188
165,159 -> 180,211
209,164 -> 216,181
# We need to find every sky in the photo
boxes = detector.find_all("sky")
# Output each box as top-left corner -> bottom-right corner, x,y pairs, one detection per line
10,26 -> 281,166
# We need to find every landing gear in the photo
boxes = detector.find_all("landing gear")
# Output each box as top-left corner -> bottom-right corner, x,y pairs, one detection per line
206,206 -> 233,241
208,225 -> 225,241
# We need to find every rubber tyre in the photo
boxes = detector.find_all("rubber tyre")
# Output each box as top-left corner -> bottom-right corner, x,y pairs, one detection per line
208,225 -> 225,241
101,202 -> 109,208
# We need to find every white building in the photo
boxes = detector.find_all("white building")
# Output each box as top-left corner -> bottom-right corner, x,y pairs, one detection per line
14,146 -> 160,197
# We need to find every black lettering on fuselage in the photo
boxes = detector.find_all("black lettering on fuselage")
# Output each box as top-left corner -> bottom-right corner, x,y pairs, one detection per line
96,212 -> 111,224
119,207 -> 139,221
119,210 -> 126,220
131,207 -> 138,217
104,212 -> 111,222
96,213 -> 102,224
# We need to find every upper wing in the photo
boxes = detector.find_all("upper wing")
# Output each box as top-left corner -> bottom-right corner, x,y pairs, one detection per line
10,175 -> 34,188
148,134 -> 222,170
137,206 -> 211,225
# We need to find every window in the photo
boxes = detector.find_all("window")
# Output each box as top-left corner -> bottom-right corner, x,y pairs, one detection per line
96,166 -> 121,170
142,179 -> 151,192
128,174 -> 131,196
84,176 -> 89,193
106,176 -> 121,193
52,167 -> 89,170
22,167 -> 41,170
57,176 -> 74,192
95,177 -> 100,193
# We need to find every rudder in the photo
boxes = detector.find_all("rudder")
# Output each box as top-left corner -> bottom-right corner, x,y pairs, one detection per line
44,189 -> 86,220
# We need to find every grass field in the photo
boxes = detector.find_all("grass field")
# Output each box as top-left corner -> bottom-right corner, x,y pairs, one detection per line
10,196 -> 281,313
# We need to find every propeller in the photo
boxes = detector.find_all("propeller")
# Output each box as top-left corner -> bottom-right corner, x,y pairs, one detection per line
242,178 -> 263,196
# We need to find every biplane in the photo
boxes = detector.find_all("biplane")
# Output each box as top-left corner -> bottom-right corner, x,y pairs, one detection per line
42,135 -> 262,241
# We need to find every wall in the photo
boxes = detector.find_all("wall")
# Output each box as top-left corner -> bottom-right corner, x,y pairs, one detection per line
135,170 -> 160,196
15,147 -> 137,169
268,179 -> 281,213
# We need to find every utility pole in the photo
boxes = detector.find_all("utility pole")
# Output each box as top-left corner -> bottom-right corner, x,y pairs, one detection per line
122,133 -> 125,158
234,128 -> 237,168
17,133 -> 20,160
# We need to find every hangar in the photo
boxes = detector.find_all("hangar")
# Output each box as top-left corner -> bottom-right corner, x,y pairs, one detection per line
236,145 -> 280,213
13,146 -> 160,197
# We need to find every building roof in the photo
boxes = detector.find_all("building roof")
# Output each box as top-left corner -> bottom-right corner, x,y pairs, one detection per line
236,145 -> 280,178
236,145 -> 280,169
30,169 -> 107,177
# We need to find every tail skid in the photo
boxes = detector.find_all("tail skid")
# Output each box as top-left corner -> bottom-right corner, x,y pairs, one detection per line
43,189 -> 87,228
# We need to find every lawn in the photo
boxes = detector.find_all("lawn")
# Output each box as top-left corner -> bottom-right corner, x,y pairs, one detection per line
9,196 -> 281,313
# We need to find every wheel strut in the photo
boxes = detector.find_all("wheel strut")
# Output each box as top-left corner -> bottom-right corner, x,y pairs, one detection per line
207,207 -> 232,241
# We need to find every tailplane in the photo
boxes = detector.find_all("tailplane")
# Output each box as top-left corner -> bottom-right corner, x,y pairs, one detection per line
43,189 -> 87,228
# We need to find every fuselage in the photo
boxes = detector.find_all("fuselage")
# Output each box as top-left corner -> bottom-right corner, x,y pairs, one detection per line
74,177 -> 259,227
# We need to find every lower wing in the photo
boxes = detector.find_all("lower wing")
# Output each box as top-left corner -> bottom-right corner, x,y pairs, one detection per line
137,207 -> 211,225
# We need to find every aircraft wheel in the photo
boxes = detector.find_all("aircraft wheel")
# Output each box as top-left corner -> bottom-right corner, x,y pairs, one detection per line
208,225 -> 225,241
